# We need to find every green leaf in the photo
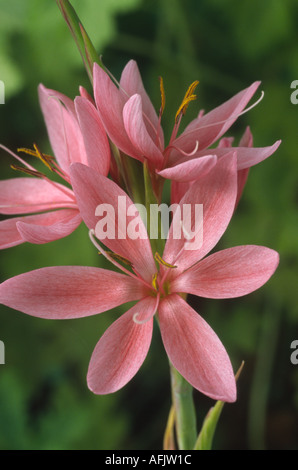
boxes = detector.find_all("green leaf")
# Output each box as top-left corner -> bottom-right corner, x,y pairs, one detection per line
194,362 -> 244,450
194,399 -> 224,450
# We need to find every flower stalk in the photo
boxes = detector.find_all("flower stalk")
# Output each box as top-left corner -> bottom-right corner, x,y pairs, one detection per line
0,1 -> 281,451
56,0 -> 103,83
170,363 -> 197,450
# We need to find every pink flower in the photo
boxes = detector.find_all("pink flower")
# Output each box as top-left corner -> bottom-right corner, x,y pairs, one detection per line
0,84 -> 110,249
171,125 -> 253,205
93,60 -> 280,184
0,154 -> 279,402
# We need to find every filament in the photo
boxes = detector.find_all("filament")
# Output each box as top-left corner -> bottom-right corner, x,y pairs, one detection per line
88,229 -> 152,290
178,91 -> 265,142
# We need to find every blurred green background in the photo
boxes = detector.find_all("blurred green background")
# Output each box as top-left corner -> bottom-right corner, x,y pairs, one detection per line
0,0 -> 298,450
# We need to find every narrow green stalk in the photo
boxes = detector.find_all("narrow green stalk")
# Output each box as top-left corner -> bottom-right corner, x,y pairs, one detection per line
143,162 -> 165,256
194,400 -> 224,450
121,154 -> 145,206
248,303 -> 281,450
170,363 -> 197,450
56,0 -> 103,83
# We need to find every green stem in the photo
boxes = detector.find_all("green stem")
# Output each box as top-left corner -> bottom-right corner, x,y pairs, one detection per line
56,0 -> 103,83
121,153 -> 145,205
170,363 -> 197,450
143,162 -> 165,256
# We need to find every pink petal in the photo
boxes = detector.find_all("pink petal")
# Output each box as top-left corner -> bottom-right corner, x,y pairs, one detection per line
93,63 -> 141,160
38,84 -> 88,173
16,209 -> 82,244
157,154 -> 217,182
41,86 -> 76,117
0,216 -> 29,249
123,94 -> 164,168
87,297 -> 154,394
0,177 -> 75,215
120,60 -> 163,147
236,140 -> 281,170
0,211 -> 79,249
236,168 -> 249,207
159,294 -> 236,402
79,85 -> 95,104
0,266 -> 144,319
217,136 -> 235,148
75,96 -> 111,176
70,163 -> 156,283
172,245 -> 279,299
170,181 -> 192,205
239,126 -> 253,147
163,152 -> 237,274
190,141 -> 281,171
235,126 -> 253,206
174,81 -> 261,155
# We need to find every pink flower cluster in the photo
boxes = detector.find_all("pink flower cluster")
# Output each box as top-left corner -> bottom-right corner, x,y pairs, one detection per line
0,61 -> 280,402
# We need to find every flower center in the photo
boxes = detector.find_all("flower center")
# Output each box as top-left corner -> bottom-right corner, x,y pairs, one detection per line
11,144 -> 68,182
174,80 -> 199,124
150,252 -> 177,298
157,78 -> 199,169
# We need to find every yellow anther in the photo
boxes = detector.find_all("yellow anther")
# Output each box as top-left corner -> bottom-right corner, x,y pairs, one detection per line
10,164 -> 44,178
175,80 -> 199,123
17,144 -> 55,171
152,273 -> 158,291
154,252 -> 177,269
17,147 -> 38,157
159,76 -> 166,115
186,80 -> 199,97
33,143 -> 54,170
98,251 -> 133,268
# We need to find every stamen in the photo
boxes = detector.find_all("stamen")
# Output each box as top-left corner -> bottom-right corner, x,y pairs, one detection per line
10,164 -> 44,178
0,144 -> 37,172
163,221 -> 198,271
159,76 -> 166,116
33,143 -> 55,170
154,252 -> 177,269
18,144 -> 55,171
133,293 -> 160,325
17,144 -> 70,185
179,91 -> 265,141
165,139 -> 199,158
17,147 -> 40,157
1,143 -> 75,203
175,80 -> 199,123
98,251 -> 133,267
88,229 -> 152,290
152,273 -> 158,291
187,80 -> 200,97
237,90 -> 264,117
